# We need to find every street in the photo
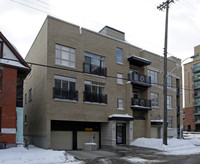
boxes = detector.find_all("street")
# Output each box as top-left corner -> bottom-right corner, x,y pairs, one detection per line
67,145 -> 200,164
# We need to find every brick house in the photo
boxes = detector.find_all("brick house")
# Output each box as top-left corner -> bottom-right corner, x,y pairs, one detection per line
0,32 -> 30,148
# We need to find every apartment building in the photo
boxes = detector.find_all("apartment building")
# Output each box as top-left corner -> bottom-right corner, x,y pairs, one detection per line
184,45 -> 200,131
24,16 -> 182,150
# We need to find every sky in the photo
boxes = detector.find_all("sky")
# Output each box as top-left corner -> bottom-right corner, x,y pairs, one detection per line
0,0 -> 200,63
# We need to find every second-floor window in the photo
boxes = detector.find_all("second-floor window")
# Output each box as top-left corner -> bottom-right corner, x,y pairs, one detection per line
84,81 -> 107,103
84,52 -> 106,76
167,95 -> 172,109
151,92 -> 159,108
148,70 -> 158,85
117,48 -> 123,64
53,75 -> 77,101
55,44 -> 76,68
0,107 -> 1,133
167,116 -> 173,128
25,93 -> 27,104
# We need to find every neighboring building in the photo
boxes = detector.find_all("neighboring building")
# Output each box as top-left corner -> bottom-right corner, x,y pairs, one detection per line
184,45 -> 200,131
24,16 -> 183,150
0,32 -> 30,148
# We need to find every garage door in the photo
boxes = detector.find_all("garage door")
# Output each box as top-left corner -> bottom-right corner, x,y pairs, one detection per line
151,127 -> 159,138
77,131 -> 99,149
51,131 -> 72,150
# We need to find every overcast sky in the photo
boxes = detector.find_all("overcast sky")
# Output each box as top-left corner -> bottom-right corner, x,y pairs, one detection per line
0,0 -> 200,64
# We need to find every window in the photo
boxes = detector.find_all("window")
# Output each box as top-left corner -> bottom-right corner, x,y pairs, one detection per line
151,92 -> 159,108
117,98 -> 124,110
167,75 -> 172,88
0,107 -> 1,133
55,44 -> 76,68
53,75 -> 77,100
84,52 -> 106,76
85,81 -> 105,94
25,93 -> 27,104
167,95 -> 172,109
167,116 -> 173,128
148,70 -> 158,85
84,81 -> 107,103
29,89 -> 32,102
117,48 -> 123,63
117,73 -> 123,84
24,115 -> 27,126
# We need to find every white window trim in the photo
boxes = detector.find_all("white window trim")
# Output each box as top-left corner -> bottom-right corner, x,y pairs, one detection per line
54,75 -> 76,82
117,73 -> 123,84
117,98 -> 124,110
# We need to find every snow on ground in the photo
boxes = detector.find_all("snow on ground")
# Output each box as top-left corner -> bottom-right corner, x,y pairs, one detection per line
131,138 -> 200,155
0,145 -> 84,164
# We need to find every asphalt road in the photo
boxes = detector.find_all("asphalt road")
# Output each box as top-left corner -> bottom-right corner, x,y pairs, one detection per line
67,145 -> 200,164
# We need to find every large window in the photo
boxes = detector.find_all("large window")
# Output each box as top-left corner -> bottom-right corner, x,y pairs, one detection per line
84,52 -> 106,76
117,48 -> 123,64
84,81 -> 107,103
53,75 -> 77,100
148,70 -> 158,85
167,116 -> 173,128
167,95 -> 173,109
55,44 -> 76,68
117,98 -> 124,110
151,92 -> 159,108
167,75 -> 172,88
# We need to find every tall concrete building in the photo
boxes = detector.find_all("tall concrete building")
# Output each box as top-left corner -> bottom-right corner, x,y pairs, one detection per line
184,45 -> 200,131
24,16 -> 183,150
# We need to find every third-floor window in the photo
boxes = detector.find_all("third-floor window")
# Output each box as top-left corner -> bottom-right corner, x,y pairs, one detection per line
84,52 -> 106,76
55,44 -> 76,68
148,70 -> 158,85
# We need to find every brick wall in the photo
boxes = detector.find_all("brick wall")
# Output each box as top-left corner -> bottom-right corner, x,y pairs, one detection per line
0,67 -> 17,144
184,107 -> 195,131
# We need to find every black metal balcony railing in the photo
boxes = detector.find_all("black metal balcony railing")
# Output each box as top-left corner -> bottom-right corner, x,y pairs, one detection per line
84,91 -> 107,104
131,98 -> 151,110
129,71 -> 151,87
53,87 -> 78,101
83,63 -> 107,77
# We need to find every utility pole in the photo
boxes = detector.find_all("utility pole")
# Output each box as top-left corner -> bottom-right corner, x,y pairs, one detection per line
157,0 -> 174,145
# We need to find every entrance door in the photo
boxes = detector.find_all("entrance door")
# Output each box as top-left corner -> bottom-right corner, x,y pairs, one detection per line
116,123 -> 126,144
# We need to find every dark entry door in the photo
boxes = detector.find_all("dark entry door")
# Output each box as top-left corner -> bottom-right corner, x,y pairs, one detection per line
116,123 -> 126,144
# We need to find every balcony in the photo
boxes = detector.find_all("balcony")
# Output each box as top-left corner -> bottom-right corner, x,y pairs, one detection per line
129,71 -> 151,89
131,98 -> 152,111
53,87 -> 78,101
83,91 -> 107,104
83,63 -> 107,77
193,83 -> 200,90
193,100 -> 200,107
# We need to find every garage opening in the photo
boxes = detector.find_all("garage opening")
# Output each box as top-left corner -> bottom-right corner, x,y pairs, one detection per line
51,120 -> 100,150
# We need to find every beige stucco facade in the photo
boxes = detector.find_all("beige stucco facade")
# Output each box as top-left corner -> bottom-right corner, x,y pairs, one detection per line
24,16 -> 183,150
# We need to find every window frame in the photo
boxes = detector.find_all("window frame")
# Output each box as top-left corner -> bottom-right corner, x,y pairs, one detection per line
148,70 -> 158,85
55,44 -> 76,68
151,92 -> 159,108
167,75 -> 172,88
84,81 -> 105,94
117,48 -> 123,64
25,93 -> 27,104
0,41 -> 3,58
117,73 -> 123,84
54,75 -> 76,91
117,98 -> 124,110
167,116 -> 173,128
167,95 -> 173,109
29,88 -> 32,102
